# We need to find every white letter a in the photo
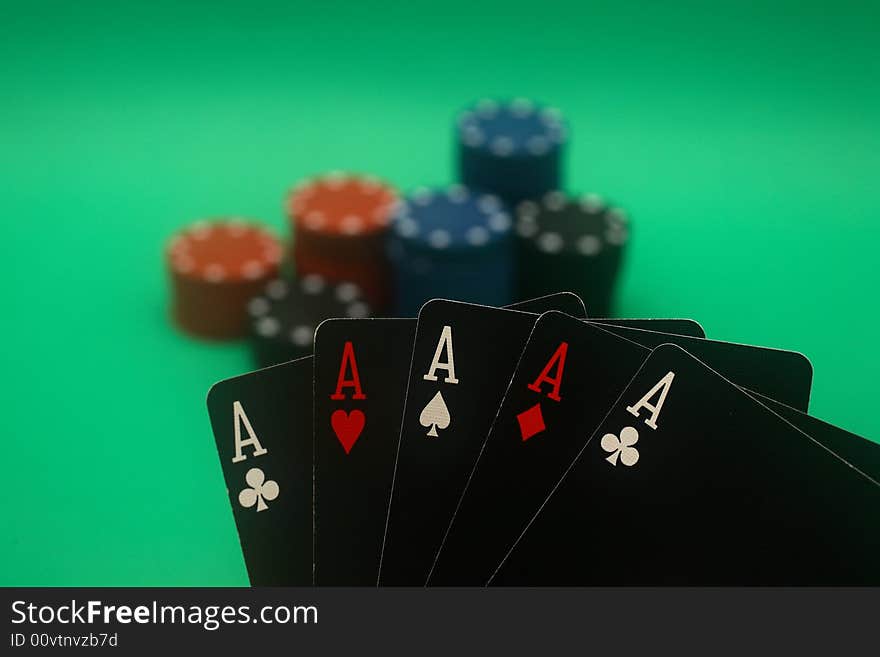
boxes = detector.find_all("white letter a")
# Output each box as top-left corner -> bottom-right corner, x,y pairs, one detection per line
626,371 -> 675,430
231,401 -> 268,463
422,325 -> 459,384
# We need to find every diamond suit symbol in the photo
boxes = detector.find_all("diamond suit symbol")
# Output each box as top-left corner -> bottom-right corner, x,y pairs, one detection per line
516,403 -> 546,442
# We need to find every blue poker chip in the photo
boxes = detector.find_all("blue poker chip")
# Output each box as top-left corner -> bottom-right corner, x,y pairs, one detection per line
390,185 -> 513,253
389,248 -> 514,315
456,98 -> 567,205
456,98 -> 567,158
387,184 -> 515,314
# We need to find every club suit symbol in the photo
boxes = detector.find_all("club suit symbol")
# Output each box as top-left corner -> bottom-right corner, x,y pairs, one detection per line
238,467 -> 280,511
601,426 -> 640,467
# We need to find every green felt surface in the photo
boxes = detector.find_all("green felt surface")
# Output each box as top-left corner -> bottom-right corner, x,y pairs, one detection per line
1,1 -> 878,585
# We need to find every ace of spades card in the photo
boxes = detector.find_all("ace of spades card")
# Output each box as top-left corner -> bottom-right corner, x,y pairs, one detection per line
379,300 -> 585,585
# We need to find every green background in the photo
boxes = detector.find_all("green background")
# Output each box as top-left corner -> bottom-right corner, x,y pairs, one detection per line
1,1 -> 878,585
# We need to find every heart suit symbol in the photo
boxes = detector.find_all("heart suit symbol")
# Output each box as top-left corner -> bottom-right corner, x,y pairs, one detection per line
331,409 -> 365,454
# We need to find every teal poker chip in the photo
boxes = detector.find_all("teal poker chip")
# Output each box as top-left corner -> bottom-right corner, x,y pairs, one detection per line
388,185 -> 515,314
457,98 -> 567,158
390,185 -> 512,253
456,98 -> 567,205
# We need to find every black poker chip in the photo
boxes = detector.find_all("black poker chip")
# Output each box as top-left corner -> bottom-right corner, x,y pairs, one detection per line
248,274 -> 371,368
515,191 -> 630,316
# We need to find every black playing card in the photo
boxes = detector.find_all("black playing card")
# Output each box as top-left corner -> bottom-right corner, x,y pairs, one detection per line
206,357 -> 313,586
492,344 -> 880,585
378,300 -> 579,585
752,396 -> 879,482
314,295 -> 586,586
313,318 -> 415,585
429,313 -> 650,585
598,324 -> 813,411
591,318 -> 705,338
429,312 -> 819,585
508,291 -> 586,317
512,291 -> 702,339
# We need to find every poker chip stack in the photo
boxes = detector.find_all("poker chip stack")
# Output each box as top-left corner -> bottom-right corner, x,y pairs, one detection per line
387,185 -> 515,315
516,192 -> 630,316
166,219 -> 283,339
456,98 -> 567,207
248,274 -> 371,368
165,99 -> 634,339
287,173 -> 397,313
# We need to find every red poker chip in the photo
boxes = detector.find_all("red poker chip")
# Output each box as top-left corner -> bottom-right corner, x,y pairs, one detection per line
287,173 -> 397,238
166,219 -> 283,339
167,219 -> 282,282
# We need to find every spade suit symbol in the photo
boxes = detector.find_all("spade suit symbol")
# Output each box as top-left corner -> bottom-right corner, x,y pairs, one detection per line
419,391 -> 450,437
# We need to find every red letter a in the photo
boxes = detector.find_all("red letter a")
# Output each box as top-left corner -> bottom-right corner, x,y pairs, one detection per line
526,342 -> 568,402
330,341 -> 366,400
